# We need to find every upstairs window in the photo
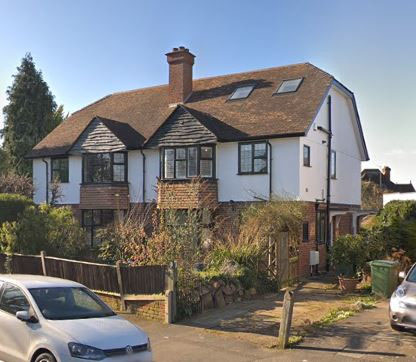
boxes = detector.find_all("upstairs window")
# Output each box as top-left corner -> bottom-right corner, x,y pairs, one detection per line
83,152 -> 127,183
162,145 -> 215,179
275,78 -> 303,94
229,85 -> 255,100
331,150 -> 337,179
239,142 -> 268,174
303,145 -> 311,167
51,157 -> 69,183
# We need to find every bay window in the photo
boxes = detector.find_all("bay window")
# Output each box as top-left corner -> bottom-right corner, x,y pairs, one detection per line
83,152 -> 127,183
161,145 -> 215,179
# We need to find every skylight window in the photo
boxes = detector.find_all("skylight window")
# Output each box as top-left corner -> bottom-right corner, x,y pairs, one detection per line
275,78 -> 303,94
229,85 -> 255,100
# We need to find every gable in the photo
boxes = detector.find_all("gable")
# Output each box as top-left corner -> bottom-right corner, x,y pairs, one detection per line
146,106 -> 217,148
70,117 -> 126,153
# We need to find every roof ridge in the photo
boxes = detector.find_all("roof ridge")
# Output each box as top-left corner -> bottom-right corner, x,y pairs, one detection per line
71,94 -> 113,116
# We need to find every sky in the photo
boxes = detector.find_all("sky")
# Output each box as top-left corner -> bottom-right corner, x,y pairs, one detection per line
0,0 -> 415,184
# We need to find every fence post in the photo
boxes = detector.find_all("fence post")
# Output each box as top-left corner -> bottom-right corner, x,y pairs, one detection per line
40,251 -> 47,276
278,289 -> 295,349
116,261 -> 127,312
165,261 -> 177,323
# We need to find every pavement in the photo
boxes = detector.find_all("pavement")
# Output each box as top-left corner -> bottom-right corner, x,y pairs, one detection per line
126,300 -> 416,362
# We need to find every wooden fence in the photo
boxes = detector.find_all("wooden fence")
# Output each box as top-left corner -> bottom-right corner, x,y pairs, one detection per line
0,253 -> 167,296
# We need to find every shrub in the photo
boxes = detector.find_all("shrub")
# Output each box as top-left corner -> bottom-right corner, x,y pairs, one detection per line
0,171 -> 34,198
331,234 -> 368,277
0,204 -> 87,258
0,193 -> 34,224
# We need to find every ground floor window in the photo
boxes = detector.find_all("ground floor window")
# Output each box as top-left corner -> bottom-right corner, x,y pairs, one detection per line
317,210 -> 327,244
82,209 -> 116,246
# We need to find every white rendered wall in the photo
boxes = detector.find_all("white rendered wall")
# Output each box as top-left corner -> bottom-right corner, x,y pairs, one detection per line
128,150 -> 142,203
33,156 -> 82,205
299,86 -> 363,206
216,138 -> 300,202
384,192 -> 416,205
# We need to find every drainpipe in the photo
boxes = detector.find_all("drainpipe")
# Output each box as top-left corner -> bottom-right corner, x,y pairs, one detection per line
140,150 -> 146,203
42,158 -> 49,204
266,141 -> 273,200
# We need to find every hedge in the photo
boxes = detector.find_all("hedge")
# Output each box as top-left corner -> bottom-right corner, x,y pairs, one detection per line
0,193 -> 34,224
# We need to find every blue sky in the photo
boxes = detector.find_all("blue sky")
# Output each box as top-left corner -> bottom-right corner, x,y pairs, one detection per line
1,0 -> 415,184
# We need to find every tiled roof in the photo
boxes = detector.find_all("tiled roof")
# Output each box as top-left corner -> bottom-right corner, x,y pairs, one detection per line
29,63 -> 336,158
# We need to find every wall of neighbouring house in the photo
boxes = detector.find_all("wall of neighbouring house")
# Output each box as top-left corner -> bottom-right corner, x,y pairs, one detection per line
299,85 -> 363,207
216,138 -> 300,202
33,156 -> 82,205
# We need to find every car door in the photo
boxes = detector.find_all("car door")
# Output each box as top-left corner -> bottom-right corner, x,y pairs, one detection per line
0,283 -> 33,362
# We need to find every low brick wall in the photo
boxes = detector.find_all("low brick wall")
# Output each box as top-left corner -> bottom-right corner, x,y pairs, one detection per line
95,292 -> 168,323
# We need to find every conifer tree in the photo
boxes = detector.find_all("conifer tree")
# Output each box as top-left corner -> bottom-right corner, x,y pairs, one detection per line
2,53 -> 64,175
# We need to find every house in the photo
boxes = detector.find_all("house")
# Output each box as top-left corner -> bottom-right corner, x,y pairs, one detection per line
361,166 -> 415,193
28,47 -> 369,276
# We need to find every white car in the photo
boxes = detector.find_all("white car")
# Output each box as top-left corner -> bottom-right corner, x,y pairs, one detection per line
0,274 -> 152,362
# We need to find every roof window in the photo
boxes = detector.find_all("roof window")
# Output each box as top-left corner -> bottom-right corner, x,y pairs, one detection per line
229,85 -> 255,100
275,78 -> 303,94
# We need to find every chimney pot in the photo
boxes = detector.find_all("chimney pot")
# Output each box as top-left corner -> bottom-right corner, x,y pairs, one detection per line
382,166 -> 391,182
166,47 -> 195,104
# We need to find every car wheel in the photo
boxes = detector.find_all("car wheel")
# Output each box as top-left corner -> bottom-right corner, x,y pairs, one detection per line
35,353 -> 57,362
391,323 -> 406,332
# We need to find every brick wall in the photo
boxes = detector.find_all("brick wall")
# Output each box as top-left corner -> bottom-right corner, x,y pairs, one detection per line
80,184 -> 129,209
157,178 -> 218,209
96,292 -> 166,322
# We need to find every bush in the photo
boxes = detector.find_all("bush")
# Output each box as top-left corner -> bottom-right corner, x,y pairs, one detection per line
0,172 -> 34,198
0,204 -> 87,258
0,193 -> 34,224
331,234 -> 368,277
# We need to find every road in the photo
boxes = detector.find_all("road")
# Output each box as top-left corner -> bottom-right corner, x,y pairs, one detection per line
128,301 -> 416,361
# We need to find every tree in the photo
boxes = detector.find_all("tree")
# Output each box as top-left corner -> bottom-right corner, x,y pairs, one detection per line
361,181 -> 383,211
2,53 -> 64,175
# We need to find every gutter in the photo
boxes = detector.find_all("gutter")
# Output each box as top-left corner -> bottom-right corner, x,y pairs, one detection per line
42,158 -> 49,204
140,150 -> 146,203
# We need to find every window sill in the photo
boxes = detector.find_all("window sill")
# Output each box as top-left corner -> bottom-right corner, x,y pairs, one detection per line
303,165 -> 312,168
237,172 -> 268,176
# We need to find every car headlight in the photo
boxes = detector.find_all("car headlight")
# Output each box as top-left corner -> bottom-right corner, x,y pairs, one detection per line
396,286 -> 407,298
68,342 -> 106,360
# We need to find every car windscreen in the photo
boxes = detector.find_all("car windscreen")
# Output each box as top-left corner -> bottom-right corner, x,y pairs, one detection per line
407,267 -> 416,283
29,287 -> 116,320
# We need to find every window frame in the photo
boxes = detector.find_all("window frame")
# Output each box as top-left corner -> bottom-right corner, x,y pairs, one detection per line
274,78 -> 304,95
303,145 -> 311,167
238,141 -> 268,175
82,152 -> 128,184
228,84 -> 255,101
331,150 -> 337,179
82,209 -> 116,247
160,145 -> 216,180
51,157 -> 69,183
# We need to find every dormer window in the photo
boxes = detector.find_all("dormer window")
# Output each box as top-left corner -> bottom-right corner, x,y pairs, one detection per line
275,78 -> 303,94
229,85 -> 255,100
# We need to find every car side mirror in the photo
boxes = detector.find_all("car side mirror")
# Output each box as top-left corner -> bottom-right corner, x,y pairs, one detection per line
16,311 -> 38,323
399,271 -> 406,280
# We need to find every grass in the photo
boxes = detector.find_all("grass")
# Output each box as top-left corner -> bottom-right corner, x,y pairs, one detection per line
287,335 -> 304,347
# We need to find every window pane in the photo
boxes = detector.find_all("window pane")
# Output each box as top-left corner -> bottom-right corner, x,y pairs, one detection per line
101,210 -> 114,225
93,210 -> 101,226
229,85 -> 254,100
276,78 -> 302,93
85,154 -> 111,183
303,222 -> 309,242
254,143 -> 266,157
176,148 -> 186,160
113,165 -> 125,182
0,285 -> 30,314
303,146 -> 310,166
113,153 -> 125,164
188,147 -> 197,177
331,151 -> 336,178
176,160 -> 186,179
52,158 -> 69,182
164,149 -> 174,178
83,211 -> 92,226
200,146 -> 212,159
240,144 -> 252,173
254,158 -> 267,173
200,160 -> 212,177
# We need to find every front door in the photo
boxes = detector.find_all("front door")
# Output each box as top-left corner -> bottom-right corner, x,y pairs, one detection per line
0,283 -> 33,362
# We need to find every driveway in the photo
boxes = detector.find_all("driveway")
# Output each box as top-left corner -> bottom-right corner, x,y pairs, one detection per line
128,301 -> 416,361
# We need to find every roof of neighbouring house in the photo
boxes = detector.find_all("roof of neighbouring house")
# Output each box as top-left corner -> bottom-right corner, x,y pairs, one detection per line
28,62 -> 368,159
361,168 -> 415,193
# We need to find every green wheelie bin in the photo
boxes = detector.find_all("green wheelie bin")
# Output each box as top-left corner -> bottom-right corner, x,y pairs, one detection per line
370,260 -> 400,298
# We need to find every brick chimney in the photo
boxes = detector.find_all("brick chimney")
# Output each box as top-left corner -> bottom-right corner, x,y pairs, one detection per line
382,166 -> 391,181
166,46 -> 195,105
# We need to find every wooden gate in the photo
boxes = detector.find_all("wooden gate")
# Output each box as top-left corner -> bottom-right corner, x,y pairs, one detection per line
260,232 -> 299,287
